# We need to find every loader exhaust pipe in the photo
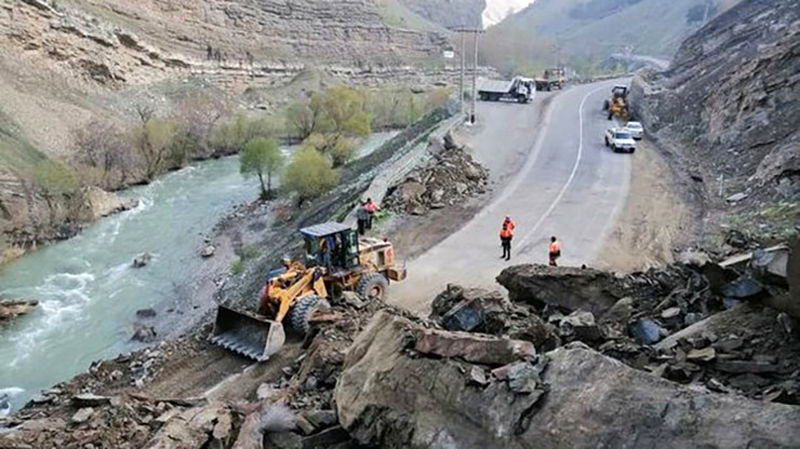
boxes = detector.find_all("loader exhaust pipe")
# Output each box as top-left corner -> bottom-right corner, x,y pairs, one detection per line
209,305 -> 286,362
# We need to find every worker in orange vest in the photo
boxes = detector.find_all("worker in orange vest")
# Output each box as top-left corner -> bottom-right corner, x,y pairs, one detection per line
548,236 -> 562,266
499,216 -> 515,260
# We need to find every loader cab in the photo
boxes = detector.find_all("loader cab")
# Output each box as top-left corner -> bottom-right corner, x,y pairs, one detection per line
300,222 -> 360,271
612,85 -> 628,99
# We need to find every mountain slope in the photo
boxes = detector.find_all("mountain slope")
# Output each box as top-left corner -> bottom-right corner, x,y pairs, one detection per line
631,0 -> 799,210
482,0 -> 740,73
0,0 -> 453,260
394,0 -> 485,29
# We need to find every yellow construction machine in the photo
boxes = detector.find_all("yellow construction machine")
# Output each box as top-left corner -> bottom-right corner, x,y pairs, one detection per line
603,85 -> 630,121
210,222 -> 406,361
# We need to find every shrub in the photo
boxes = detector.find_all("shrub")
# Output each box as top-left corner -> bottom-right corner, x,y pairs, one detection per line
282,147 -> 339,204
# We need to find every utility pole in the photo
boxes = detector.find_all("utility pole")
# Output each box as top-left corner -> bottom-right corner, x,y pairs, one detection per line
452,28 -> 484,124
460,32 -> 466,115
471,30 -> 480,125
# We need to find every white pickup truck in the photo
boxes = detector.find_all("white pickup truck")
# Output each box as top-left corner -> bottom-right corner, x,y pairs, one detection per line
604,128 -> 636,153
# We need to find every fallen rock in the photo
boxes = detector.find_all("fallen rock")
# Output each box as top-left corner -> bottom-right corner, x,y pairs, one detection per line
721,277 -> 764,299
413,327 -> 535,365
337,311 -> 800,448
336,311 -> 546,448
70,407 -> 94,424
559,310 -> 602,341
0,299 -> 39,323
132,323 -> 157,343
201,245 -> 216,258
82,186 -> 139,220
497,265 -> 625,316
133,253 -> 153,268
136,308 -> 157,319
430,285 -> 510,333
73,393 -> 111,407
628,319 -> 665,345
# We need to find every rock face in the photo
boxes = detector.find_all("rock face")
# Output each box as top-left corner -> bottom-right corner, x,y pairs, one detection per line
631,0 -> 800,202
336,311 -> 800,449
82,187 -> 139,221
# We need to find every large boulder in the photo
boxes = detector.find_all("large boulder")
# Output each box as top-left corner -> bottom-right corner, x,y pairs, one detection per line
336,311 -> 800,449
496,265 -> 626,315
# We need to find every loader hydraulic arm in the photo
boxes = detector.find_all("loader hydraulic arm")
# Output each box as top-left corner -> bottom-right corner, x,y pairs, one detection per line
272,268 -> 328,323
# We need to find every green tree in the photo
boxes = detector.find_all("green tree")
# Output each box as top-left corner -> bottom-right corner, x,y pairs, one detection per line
300,86 -> 372,166
240,137 -> 284,200
130,106 -> 177,180
282,147 -> 339,204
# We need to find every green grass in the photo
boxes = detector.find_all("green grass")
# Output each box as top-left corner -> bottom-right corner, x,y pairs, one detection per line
240,243 -> 262,261
720,197 -> 800,244
231,258 -> 245,275
0,111 -> 48,175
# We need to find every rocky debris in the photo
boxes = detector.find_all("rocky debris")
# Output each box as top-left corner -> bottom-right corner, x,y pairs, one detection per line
383,146 -> 488,215
0,299 -> 38,324
336,309 -> 800,448
336,310 -> 548,449
428,284 -> 560,351
133,253 -> 153,268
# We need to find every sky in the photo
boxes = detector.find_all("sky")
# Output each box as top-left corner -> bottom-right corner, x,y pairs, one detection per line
482,0 -> 536,28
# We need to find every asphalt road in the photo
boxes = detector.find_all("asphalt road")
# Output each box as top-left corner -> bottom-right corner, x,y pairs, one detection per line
391,80 -> 633,313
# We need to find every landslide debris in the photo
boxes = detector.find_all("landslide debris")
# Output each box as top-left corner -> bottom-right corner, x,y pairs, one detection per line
336,310 -> 800,449
383,134 -> 489,215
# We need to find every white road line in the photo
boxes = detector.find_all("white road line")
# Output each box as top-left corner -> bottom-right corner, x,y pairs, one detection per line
516,84 -> 610,249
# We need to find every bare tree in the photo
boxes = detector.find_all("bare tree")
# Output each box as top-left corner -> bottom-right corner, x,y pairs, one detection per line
131,104 -> 176,181
72,119 -> 132,188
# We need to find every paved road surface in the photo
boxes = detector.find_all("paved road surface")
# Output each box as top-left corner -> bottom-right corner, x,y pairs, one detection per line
390,80 -> 632,313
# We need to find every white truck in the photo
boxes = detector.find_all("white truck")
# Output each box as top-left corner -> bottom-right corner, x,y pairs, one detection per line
478,77 -> 533,103
604,128 -> 636,153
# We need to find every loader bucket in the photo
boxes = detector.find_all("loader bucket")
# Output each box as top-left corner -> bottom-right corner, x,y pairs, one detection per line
209,306 -> 286,362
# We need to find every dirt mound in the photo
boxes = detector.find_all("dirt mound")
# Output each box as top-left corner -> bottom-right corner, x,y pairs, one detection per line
383,140 -> 489,216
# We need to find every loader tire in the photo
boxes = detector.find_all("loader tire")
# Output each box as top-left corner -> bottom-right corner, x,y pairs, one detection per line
289,294 -> 330,335
357,273 -> 389,301
603,100 -> 610,111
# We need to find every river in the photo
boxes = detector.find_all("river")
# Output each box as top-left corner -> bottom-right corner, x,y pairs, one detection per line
0,132 -> 396,412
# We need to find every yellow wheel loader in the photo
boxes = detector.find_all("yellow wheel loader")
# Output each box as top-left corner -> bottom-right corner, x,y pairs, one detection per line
209,222 -> 407,361
602,85 -> 630,121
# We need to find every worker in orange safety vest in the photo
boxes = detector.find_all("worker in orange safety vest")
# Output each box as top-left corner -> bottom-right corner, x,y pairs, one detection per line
499,216 -> 515,261
548,236 -> 562,266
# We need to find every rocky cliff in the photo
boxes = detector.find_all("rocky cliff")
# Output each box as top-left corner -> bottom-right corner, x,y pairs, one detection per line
631,0 -> 799,205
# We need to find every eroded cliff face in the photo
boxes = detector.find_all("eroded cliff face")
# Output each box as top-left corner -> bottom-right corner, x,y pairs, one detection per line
631,0 -> 800,203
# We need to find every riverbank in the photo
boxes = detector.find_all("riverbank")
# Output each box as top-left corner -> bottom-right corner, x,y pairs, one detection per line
0,116 -> 428,411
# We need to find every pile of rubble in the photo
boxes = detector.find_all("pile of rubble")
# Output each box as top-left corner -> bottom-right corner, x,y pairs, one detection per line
383,134 -> 488,216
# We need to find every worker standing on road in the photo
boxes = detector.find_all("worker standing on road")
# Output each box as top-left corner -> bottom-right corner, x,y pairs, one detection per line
499,216 -> 515,261
356,202 -> 370,236
364,198 -> 379,230
548,236 -> 562,266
